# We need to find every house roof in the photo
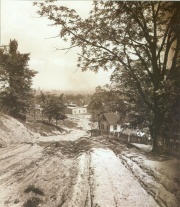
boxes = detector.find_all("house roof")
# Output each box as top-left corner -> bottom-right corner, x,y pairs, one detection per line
67,106 -> 87,109
100,113 -> 120,125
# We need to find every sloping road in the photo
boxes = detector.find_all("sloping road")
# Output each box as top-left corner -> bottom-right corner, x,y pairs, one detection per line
0,136 -> 160,207
0,115 -> 178,207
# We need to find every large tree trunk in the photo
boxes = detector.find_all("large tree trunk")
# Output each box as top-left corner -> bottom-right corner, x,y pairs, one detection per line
151,112 -> 164,154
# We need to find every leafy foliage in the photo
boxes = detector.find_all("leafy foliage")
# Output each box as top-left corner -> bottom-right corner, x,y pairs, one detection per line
0,40 -> 37,119
88,86 -> 106,122
88,85 -> 123,121
38,92 -> 66,125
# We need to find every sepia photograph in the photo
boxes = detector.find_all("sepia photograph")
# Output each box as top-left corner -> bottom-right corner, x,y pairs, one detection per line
0,0 -> 179,206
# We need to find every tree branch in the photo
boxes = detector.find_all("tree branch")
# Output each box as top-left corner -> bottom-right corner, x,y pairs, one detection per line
53,44 -> 78,52
123,44 -> 154,111
134,47 -> 153,79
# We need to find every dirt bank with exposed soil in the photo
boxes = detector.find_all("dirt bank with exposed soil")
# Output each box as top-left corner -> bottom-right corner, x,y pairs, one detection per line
0,114 -> 39,147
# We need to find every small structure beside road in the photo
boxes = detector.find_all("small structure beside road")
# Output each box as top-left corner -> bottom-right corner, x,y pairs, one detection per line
99,112 -> 122,133
92,112 -> 149,145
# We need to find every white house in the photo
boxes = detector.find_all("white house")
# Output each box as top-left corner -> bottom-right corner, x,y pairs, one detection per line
66,103 -> 87,115
34,104 -> 43,115
99,112 -> 123,133
99,112 -> 145,139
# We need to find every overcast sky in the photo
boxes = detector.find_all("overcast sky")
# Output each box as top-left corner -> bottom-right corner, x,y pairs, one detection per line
1,0 -> 111,91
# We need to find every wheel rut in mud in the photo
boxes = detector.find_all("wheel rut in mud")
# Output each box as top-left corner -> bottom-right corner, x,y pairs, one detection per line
0,136 -> 176,207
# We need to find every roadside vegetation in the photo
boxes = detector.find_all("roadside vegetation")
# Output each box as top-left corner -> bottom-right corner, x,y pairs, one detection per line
25,120 -> 64,136
25,115 -> 78,136
36,92 -> 66,126
0,40 -> 37,120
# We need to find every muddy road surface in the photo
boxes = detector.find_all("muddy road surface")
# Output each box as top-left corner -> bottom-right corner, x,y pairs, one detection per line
0,116 -> 178,207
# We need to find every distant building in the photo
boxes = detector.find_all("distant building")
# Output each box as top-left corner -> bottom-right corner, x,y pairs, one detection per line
66,103 -> 87,115
34,104 -> 43,116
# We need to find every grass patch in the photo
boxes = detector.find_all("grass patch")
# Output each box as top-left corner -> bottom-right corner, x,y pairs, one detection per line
23,197 -> 42,207
24,185 -> 44,196
26,115 -> 78,135
25,120 -> 65,136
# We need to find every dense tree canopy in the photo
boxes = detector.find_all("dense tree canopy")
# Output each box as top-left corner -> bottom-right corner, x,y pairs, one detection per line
35,1 -> 180,153
0,40 -> 37,119
88,86 -> 106,122
88,85 -> 125,122
38,92 -> 66,125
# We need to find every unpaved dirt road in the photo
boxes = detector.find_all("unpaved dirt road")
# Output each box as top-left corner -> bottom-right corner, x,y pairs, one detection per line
0,115 -> 178,207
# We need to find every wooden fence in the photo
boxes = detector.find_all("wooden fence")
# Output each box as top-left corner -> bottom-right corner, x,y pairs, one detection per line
90,130 -> 180,153
90,129 -> 150,145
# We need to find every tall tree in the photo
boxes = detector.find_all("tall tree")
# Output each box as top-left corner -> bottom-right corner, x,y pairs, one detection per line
88,86 -> 106,122
0,40 -> 37,119
35,1 -> 180,153
40,93 -> 66,125
88,85 -> 124,120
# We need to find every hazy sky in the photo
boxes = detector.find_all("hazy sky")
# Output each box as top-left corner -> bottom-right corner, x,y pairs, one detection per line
1,0 -> 111,91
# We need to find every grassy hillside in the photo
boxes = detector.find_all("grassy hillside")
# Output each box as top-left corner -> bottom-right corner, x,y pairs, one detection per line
25,120 -> 66,136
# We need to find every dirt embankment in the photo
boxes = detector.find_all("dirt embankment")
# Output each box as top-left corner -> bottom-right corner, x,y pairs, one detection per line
0,114 -> 39,147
